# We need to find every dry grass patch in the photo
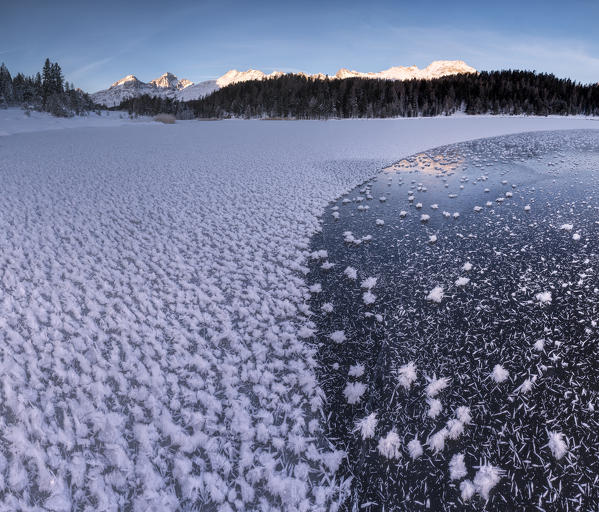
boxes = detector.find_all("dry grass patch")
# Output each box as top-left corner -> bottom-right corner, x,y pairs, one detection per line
153,114 -> 176,124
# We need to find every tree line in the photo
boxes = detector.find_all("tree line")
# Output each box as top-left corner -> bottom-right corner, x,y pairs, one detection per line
112,94 -> 187,119
0,58 -> 95,116
116,70 -> 599,119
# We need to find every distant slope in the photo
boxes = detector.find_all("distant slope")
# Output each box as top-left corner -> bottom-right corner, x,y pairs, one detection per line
175,80 -> 218,102
91,60 -> 477,107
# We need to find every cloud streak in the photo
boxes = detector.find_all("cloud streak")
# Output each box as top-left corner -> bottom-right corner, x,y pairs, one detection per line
69,56 -> 114,78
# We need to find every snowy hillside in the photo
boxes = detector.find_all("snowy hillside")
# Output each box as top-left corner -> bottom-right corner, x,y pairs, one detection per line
175,80 -> 218,102
91,60 -> 477,107
1,116 -> 597,510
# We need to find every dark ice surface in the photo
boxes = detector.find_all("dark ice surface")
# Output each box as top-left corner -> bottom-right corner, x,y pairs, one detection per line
308,130 -> 599,511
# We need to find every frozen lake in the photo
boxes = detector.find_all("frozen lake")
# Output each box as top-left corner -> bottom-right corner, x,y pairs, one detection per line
1,117 -> 598,510
309,130 -> 599,510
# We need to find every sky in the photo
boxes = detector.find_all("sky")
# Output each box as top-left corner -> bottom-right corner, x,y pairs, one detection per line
2,0 -> 599,92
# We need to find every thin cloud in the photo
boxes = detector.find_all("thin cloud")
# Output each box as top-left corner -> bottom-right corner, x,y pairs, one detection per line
69,56 -> 113,78
0,47 -> 22,56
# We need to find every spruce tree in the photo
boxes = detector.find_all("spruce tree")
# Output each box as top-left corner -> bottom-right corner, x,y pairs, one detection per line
34,72 -> 42,96
42,58 -> 52,104
51,62 -> 63,94
0,63 -> 13,106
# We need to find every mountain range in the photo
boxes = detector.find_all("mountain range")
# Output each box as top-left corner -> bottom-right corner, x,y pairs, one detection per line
91,60 -> 477,107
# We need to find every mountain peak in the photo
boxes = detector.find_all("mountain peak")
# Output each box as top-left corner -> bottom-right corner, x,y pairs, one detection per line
424,60 -> 476,74
178,78 -> 193,89
110,75 -> 141,88
149,72 -> 180,89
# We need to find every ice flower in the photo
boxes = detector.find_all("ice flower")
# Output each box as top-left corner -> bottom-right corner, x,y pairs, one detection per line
455,406 -> 471,425
426,376 -> 449,397
329,330 -> 346,343
397,362 -> 417,390
516,378 -> 533,394
354,413 -> 377,440
491,364 -> 509,383
449,453 -> 467,480
446,418 -> 465,440
426,286 -> 444,303
427,428 -> 448,453
473,464 -> 503,500
343,266 -> 357,280
362,291 -> 376,305
343,382 -> 367,404
547,431 -> 568,460
321,302 -> 334,313
361,277 -> 377,289
536,291 -> 552,305
348,364 -> 365,377
378,430 -> 401,459
427,398 -> 442,418
460,480 -> 475,501
407,438 -> 423,460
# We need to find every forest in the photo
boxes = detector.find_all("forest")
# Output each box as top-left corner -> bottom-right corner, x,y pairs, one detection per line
116,70 -> 599,119
0,59 -> 95,116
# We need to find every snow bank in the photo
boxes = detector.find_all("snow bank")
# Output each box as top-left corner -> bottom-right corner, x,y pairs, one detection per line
0,107 -> 151,136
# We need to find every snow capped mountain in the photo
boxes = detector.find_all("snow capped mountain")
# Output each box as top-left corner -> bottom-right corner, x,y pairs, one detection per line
92,75 -> 154,107
334,60 -> 476,81
216,69 -> 285,88
149,72 -> 192,90
92,72 -> 212,107
92,61 -> 476,107
111,74 -> 142,87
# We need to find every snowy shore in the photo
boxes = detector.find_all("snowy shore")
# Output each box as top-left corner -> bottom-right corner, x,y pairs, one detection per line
0,114 -> 597,510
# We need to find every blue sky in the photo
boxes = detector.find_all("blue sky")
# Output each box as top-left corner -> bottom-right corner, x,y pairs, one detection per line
2,0 -> 599,92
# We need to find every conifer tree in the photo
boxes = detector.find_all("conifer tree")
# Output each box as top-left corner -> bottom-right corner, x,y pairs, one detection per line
0,63 -> 13,106
42,58 -> 52,104
51,62 -> 63,93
